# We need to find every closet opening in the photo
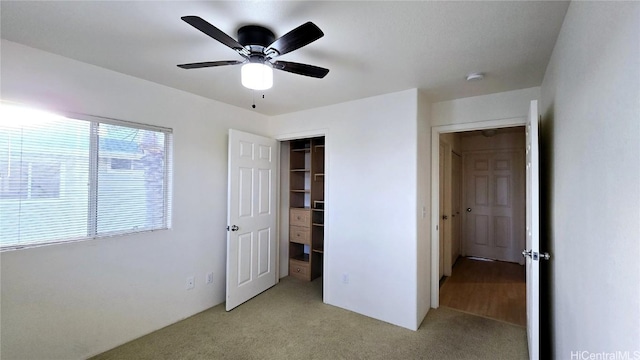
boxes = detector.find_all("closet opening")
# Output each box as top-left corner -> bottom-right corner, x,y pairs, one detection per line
279,136 -> 326,297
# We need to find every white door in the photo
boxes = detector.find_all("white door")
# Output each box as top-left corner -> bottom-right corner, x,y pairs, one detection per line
525,100 -> 540,359
462,149 -> 525,263
226,129 -> 278,311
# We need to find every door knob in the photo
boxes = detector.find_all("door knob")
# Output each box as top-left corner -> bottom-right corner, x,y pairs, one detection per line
227,225 -> 239,231
466,208 -> 472,212
522,250 -> 550,260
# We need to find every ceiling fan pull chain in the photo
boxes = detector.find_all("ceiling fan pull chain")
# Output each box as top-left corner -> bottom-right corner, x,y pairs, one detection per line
252,90 -> 256,109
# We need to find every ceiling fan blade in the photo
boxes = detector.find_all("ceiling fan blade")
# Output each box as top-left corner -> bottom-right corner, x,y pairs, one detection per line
273,61 -> 329,78
182,16 -> 245,52
177,60 -> 243,69
267,22 -> 324,56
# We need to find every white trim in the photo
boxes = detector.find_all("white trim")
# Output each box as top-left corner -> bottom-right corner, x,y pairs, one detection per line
164,132 -> 174,229
274,140 -> 281,284
430,116 -> 526,308
65,111 -> 173,134
274,129 -> 328,141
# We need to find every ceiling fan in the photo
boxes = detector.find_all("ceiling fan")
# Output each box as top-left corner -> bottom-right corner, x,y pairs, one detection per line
178,16 -> 329,90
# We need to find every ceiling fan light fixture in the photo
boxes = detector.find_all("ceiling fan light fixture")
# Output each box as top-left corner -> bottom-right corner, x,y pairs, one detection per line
241,63 -> 273,90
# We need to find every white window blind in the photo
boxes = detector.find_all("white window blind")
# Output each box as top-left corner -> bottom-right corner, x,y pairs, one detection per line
0,104 -> 173,250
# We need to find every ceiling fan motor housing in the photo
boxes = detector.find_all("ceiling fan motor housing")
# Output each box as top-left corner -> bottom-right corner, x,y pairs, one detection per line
238,25 -> 275,48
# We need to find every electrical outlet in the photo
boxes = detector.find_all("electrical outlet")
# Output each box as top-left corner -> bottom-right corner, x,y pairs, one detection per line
206,272 -> 214,284
186,276 -> 195,290
342,273 -> 349,284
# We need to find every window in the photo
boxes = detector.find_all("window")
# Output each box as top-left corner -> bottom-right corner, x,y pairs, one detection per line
0,103 -> 173,250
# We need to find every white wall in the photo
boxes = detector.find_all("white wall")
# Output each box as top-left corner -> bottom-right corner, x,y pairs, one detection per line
269,89 -> 420,330
539,2 -> 640,356
0,40 -> 268,360
432,87 -> 539,127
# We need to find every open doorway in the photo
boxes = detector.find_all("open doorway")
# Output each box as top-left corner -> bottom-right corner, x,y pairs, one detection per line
431,118 -> 527,326
437,126 -> 527,325
437,126 -> 526,325
276,130 -> 328,301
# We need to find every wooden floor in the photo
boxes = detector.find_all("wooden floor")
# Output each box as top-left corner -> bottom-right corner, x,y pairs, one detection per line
439,256 -> 526,326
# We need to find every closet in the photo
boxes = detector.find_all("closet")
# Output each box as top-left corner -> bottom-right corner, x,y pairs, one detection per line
288,137 -> 324,281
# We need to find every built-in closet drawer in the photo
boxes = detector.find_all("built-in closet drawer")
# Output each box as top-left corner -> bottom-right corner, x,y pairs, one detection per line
290,209 -> 311,228
289,260 -> 310,280
289,226 -> 311,245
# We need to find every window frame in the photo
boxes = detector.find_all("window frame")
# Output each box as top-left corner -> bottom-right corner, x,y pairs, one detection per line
0,106 -> 173,251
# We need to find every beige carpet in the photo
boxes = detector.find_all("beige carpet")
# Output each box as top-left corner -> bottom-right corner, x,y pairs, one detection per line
91,277 -> 528,360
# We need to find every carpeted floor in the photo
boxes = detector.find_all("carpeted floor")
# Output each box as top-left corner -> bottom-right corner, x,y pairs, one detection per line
91,277 -> 528,360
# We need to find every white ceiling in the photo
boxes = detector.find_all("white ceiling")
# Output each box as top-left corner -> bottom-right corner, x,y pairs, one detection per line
0,1 -> 569,116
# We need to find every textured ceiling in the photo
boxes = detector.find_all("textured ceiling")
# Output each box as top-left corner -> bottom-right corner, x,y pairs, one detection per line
0,1 -> 569,115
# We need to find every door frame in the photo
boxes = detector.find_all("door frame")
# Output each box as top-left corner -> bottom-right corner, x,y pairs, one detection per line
274,128 -> 329,302
430,117 -> 526,307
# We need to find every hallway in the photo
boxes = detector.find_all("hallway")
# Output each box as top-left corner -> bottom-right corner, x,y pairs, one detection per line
439,257 -> 526,326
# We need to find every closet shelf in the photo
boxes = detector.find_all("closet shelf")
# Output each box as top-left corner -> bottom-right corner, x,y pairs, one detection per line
291,253 -> 310,262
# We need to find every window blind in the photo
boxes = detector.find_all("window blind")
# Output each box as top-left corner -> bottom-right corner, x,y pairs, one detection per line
0,104 -> 173,250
